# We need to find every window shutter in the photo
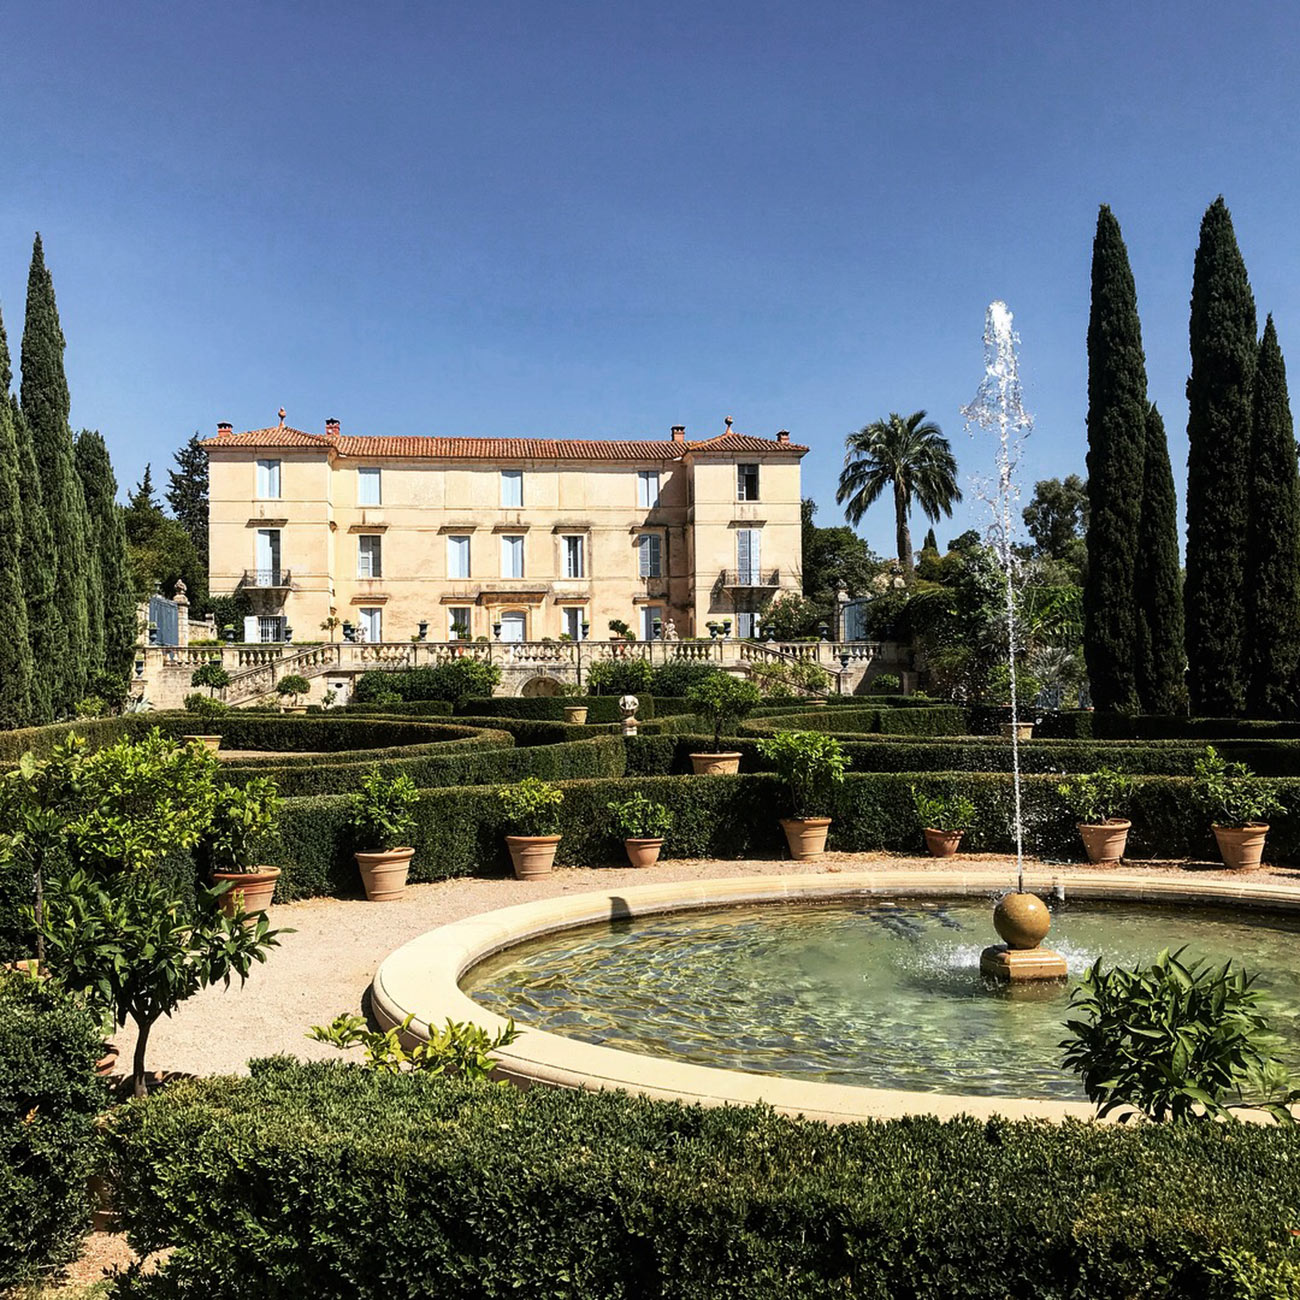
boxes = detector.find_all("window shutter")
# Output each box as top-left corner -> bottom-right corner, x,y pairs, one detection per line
243,615 -> 259,643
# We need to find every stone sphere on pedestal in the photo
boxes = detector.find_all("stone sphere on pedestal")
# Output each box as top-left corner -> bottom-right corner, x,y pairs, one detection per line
992,891 -> 1052,949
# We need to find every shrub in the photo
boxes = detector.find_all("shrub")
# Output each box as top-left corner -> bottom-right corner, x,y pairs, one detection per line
183,691 -> 230,720
757,590 -> 820,640
585,656 -> 654,696
754,729 -> 850,818
0,977 -> 106,1293
190,661 -> 231,696
1061,949 -> 1300,1123
199,778 -> 281,875
107,1060 -> 1300,1299
346,769 -> 419,851
607,792 -> 673,840
353,658 -> 502,704
912,787 -> 976,832
452,695 -> 655,723
307,1013 -> 519,1081
74,695 -> 107,718
1056,768 -> 1135,824
870,671 -> 902,693
648,661 -> 722,697
1192,746 -> 1284,827
276,674 -> 311,704
685,675 -> 761,751
497,777 -> 563,836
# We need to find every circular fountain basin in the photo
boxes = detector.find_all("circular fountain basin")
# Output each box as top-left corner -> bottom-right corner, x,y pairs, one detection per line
371,870 -> 1300,1123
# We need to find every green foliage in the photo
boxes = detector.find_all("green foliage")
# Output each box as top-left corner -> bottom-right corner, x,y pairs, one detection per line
585,655 -> 654,695
307,1012 -> 519,1082
452,695 -> 652,723
346,768 -> 418,850
0,976 -> 105,1292
754,729 -> 850,818
1245,317 -> 1300,718
800,497 -> 883,621
275,674 -> 311,701
607,792 -> 673,840
352,658 -> 501,704
200,778 -> 280,874
1056,767 -> 1135,824
1083,205 -> 1147,714
870,672 -> 901,693
496,777 -> 563,836
183,692 -> 229,720
1186,197 -> 1257,717
911,787 -> 976,832
607,618 -> 635,640
165,433 -> 209,579
647,659 -> 721,697
13,401 -> 55,724
685,674 -> 761,750
190,661 -> 230,694
1192,746 -> 1283,827
1061,948 -> 1300,1123
757,590 -> 820,640
1022,474 -> 1089,579
0,315 -> 32,728
107,1059 -> 1300,1298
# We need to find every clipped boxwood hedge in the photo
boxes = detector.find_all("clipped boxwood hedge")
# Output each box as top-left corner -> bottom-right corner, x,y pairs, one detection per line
455,694 -> 658,722
107,1059 -> 1300,1300
343,698 -> 453,717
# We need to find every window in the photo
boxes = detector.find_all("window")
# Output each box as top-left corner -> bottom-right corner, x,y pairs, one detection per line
358,467 -> 382,506
256,459 -> 281,500
737,527 -> 761,584
357,534 -> 383,579
501,534 -> 525,579
499,611 -> 526,643
254,529 -> 281,585
637,533 -> 662,578
640,605 -> 663,641
448,607 -> 472,640
737,612 -> 758,639
501,470 -> 523,508
637,470 -> 660,509
447,534 -> 471,579
737,463 -> 760,502
563,535 -> 585,579
251,615 -> 284,643
358,607 -> 383,643
563,607 -> 586,641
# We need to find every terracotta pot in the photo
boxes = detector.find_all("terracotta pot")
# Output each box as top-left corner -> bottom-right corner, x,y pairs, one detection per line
563,706 -> 589,724
211,867 -> 281,917
923,828 -> 964,858
1078,819 -> 1131,864
355,846 -> 415,902
993,891 -> 1051,950
505,834 -> 561,879
1000,722 -> 1034,741
780,816 -> 832,860
624,837 -> 663,868
183,734 -> 222,753
689,752 -> 742,775
95,1041 -> 120,1078
1213,823 -> 1269,871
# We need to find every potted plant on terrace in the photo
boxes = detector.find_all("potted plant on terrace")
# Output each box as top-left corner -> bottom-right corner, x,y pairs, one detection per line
201,777 -> 283,916
686,675 -> 761,775
912,788 -> 976,858
186,661 -> 231,750
1057,768 -> 1135,864
1192,746 -> 1283,871
756,729 -> 849,859
276,674 -> 311,713
348,768 -> 419,902
498,777 -> 565,879
608,792 -> 673,867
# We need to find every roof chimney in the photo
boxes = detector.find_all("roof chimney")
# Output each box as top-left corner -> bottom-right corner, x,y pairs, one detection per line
325,417 -> 340,439
216,421 -> 233,439
670,425 -> 686,443
776,430 -> 790,445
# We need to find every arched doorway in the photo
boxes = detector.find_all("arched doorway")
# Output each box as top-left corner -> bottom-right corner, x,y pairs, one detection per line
499,610 -> 527,643
521,676 -> 564,697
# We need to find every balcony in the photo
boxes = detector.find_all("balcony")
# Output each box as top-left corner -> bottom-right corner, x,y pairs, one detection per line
241,568 -> 292,590
719,568 -> 780,589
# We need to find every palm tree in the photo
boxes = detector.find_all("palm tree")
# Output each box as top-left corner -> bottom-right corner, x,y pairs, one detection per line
836,411 -> 962,575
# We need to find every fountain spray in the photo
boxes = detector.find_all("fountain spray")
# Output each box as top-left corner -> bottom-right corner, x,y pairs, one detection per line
962,302 -> 1033,894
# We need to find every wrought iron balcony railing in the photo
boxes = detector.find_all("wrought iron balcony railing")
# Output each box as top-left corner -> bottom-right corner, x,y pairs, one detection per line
719,568 -> 780,588
241,568 -> 292,589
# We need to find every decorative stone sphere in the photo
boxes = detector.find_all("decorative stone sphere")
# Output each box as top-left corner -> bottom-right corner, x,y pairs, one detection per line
618,694 -> 639,719
993,891 -> 1051,950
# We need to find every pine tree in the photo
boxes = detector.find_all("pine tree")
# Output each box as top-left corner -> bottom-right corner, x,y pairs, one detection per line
1244,316 -> 1300,717
1185,199 -> 1257,716
1134,403 -> 1185,714
125,464 -> 163,545
0,306 -> 32,727
76,431 -> 137,683
1083,206 -> 1147,713
21,233 -> 92,705
166,433 -> 209,568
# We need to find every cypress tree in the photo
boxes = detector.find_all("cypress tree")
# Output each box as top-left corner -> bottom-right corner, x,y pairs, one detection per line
1185,197 -> 1257,716
1245,316 -> 1300,717
76,430 -> 137,683
21,234 -> 92,705
1083,205 -> 1147,713
0,306 -> 32,727
922,526 -> 938,553
1134,403 -> 1185,714
11,397 -> 54,723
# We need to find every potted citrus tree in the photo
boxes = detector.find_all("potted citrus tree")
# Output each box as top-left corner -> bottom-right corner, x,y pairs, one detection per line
498,777 -> 564,879
347,768 -> 419,901
276,674 -> 311,713
201,777 -> 282,917
686,675 -> 761,774
1193,746 -> 1283,871
186,661 -> 230,750
755,729 -> 849,859
608,792 -> 672,867
912,788 -> 976,858
1057,768 -> 1135,864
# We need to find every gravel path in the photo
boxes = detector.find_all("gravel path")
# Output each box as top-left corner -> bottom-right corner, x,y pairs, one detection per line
109,851 -> 1300,1083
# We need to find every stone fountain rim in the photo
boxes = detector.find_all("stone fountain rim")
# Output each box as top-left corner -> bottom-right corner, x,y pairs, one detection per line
370,869 -> 1300,1125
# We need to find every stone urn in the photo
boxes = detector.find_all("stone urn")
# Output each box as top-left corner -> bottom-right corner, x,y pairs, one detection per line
1000,722 -> 1034,742
563,705 -> 589,725
183,734 -> 222,753
992,891 -> 1051,950
689,752 -> 742,775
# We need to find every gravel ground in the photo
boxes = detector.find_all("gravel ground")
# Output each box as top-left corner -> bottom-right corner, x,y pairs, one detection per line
107,850 -> 1300,1083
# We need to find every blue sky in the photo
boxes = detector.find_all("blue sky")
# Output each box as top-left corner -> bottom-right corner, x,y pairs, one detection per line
2,1 -> 1299,557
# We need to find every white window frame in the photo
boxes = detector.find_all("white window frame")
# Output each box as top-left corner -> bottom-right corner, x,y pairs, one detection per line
562,534 -> 585,579
562,607 -> 586,641
640,605 -> 663,641
737,462 -> 760,502
637,469 -> 660,509
501,534 -> 525,579
357,467 -> 382,506
254,528 -> 281,585
358,607 -> 383,643
737,527 -> 761,584
256,459 -> 281,500
448,607 -> 472,640
637,533 -> 662,579
357,534 -> 383,579
447,534 -> 472,579
501,469 -> 523,508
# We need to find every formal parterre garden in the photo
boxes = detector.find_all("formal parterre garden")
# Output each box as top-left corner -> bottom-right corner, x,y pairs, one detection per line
7,660 -> 1300,1296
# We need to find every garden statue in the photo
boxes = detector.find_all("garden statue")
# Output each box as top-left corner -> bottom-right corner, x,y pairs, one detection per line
663,619 -> 679,641
619,694 -> 639,735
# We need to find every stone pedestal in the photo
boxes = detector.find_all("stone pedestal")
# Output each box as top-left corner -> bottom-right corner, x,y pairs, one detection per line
979,944 -> 1068,982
